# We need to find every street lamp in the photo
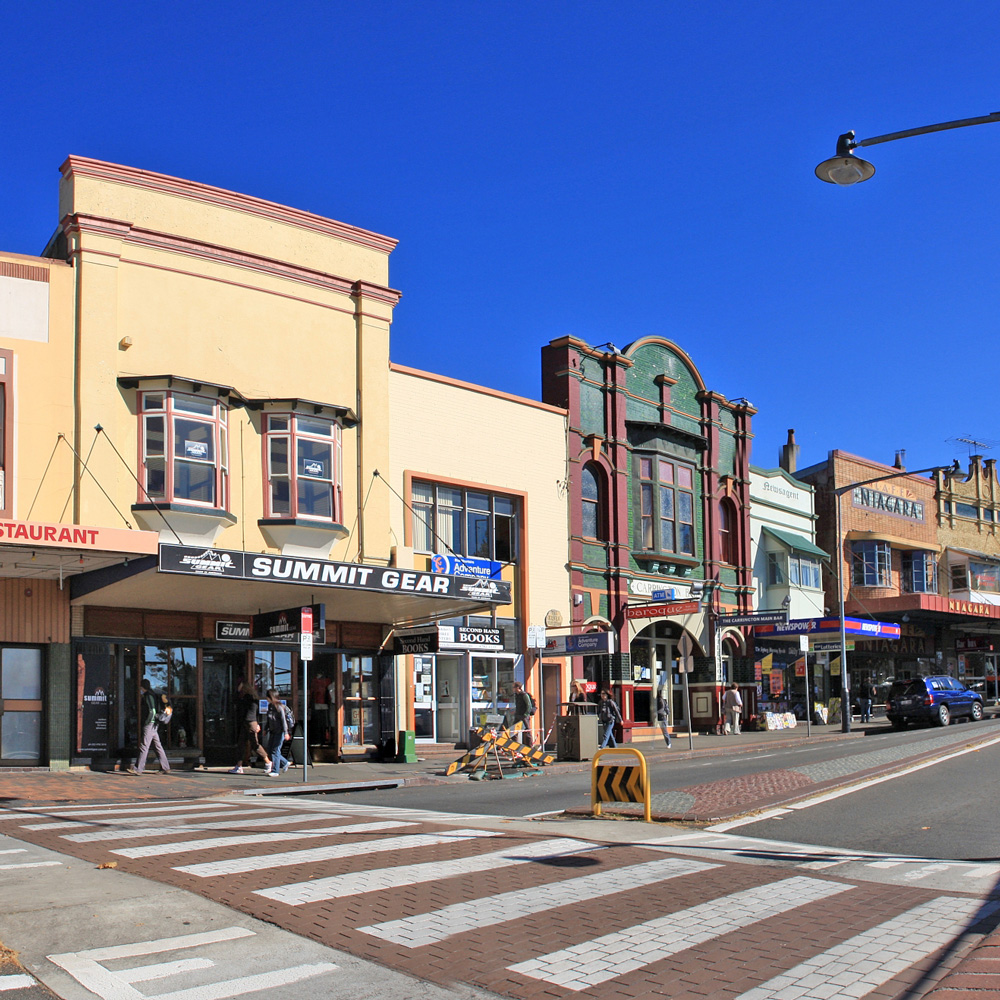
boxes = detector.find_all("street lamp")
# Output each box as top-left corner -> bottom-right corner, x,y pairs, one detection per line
833,465 -> 950,732
815,111 -> 1000,185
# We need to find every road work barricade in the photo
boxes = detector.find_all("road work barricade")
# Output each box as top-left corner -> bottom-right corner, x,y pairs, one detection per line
591,747 -> 651,822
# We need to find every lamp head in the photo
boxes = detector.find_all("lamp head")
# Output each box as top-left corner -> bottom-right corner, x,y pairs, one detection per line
815,131 -> 876,185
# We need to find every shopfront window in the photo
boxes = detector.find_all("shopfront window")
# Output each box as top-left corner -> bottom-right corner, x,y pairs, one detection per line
970,561 -> 1000,593
0,647 -> 42,762
342,655 -> 377,746
139,391 -> 229,509
142,645 -> 197,750
470,657 -> 516,728
254,649 -> 293,697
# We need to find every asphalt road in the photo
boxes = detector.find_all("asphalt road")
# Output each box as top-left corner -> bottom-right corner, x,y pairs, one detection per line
732,735 -> 1000,861
329,717 -> 1000,826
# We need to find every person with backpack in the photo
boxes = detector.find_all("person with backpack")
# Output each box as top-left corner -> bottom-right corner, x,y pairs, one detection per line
230,679 -> 271,775
127,677 -> 171,775
598,688 -> 623,748
264,689 -> 291,775
512,681 -> 535,743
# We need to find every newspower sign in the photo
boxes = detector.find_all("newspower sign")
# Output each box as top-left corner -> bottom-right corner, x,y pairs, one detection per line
158,544 -> 512,603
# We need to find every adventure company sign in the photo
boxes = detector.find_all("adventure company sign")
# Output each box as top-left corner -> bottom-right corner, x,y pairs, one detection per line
158,544 -> 512,603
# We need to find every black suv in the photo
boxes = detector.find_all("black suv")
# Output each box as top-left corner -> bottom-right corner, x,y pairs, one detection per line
885,675 -> 984,729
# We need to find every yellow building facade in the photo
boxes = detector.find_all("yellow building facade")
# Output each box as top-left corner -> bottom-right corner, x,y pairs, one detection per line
0,157 -> 564,768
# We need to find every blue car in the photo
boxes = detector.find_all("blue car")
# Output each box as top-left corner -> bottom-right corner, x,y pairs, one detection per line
885,675 -> 984,729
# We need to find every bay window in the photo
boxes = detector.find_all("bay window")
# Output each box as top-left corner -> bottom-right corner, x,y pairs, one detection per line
636,454 -> 695,556
851,540 -> 891,587
901,551 -> 937,594
140,391 -> 228,508
264,413 -> 342,521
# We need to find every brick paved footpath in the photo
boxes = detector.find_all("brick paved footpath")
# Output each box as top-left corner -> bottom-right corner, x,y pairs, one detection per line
2,725 -> 1000,999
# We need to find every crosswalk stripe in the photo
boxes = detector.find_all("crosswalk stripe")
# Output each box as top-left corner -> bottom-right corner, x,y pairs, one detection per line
508,875 -> 853,990
0,974 -> 37,991
113,820 -> 416,858
61,810 -> 283,842
175,828 -> 493,877
256,837 -> 598,906
0,861 -> 63,870
22,801 -> 244,821
359,856 -> 718,947
734,895 -> 1000,1000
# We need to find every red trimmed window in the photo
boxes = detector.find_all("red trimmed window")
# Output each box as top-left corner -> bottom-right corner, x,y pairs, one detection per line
139,391 -> 229,508
264,413 -> 343,521
719,499 -> 737,565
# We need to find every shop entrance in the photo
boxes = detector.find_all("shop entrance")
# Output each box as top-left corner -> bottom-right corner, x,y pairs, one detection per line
434,655 -> 464,742
0,646 -> 44,765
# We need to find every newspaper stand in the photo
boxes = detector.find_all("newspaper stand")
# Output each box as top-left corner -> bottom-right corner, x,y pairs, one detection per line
591,747 -> 651,822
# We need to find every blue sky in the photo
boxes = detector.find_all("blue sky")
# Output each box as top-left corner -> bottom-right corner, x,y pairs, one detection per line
3,2 -> 998,475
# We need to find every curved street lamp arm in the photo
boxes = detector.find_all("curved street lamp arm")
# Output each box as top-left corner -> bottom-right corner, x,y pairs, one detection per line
833,464 -> 955,497
843,112 -> 1000,151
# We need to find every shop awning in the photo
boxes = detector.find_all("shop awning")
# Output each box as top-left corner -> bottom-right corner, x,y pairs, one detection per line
762,526 -> 828,559
69,544 -> 512,629
947,546 -> 1000,564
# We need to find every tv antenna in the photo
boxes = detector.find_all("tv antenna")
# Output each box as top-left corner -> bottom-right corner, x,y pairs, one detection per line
947,436 -> 1000,459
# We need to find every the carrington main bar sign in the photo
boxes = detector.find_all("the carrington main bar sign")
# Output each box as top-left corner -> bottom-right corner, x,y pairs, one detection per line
158,544 -> 512,604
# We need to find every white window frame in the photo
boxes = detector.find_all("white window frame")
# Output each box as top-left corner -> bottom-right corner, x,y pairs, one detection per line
139,390 -> 229,509
264,413 -> 343,522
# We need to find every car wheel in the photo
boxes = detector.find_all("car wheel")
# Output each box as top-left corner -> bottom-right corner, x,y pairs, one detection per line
890,717 -> 907,730
971,701 -> 984,722
936,703 -> 951,727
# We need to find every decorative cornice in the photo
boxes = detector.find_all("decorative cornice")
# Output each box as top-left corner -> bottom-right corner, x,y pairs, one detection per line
61,156 -> 399,255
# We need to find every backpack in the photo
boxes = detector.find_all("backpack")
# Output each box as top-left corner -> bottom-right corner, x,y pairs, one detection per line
527,693 -> 537,717
283,704 -> 295,730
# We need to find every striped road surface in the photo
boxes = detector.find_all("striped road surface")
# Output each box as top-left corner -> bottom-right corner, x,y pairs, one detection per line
2,796 -> 998,1000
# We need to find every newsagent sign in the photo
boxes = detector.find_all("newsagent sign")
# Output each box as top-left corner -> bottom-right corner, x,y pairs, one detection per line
158,544 -> 511,603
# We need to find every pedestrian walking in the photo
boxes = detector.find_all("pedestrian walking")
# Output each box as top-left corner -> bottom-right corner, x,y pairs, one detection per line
264,689 -> 291,775
512,681 -> 535,743
127,678 -> 171,775
722,682 -> 743,734
655,686 -> 672,747
230,679 -> 271,774
598,689 -> 623,748
859,677 -> 873,723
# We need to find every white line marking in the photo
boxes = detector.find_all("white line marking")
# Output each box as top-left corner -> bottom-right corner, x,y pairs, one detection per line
0,849 -> 27,855
114,820 -> 415,858
360,856 -> 717,946
47,926 -> 337,1000
54,810 -> 275,838
735,895 -> 1000,999
117,958 -> 215,983
61,810 -> 305,843
256,837 -> 598,906
509,876 -> 852,990
0,974 -> 36,990
175,827 -> 492,877
0,861 -> 63,870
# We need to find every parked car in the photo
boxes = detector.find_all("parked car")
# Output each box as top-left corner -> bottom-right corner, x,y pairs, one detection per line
885,675 -> 984,729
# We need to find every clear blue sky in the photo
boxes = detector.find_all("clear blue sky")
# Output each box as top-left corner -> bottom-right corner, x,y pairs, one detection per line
3,2 -> 998,475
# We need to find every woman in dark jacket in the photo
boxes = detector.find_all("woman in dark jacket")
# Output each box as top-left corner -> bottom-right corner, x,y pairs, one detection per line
230,679 -> 272,774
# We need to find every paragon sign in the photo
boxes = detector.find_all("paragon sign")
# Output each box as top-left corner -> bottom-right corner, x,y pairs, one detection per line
158,544 -> 511,603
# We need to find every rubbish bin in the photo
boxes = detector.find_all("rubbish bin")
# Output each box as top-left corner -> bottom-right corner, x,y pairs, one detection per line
556,713 -> 599,761
289,721 -> 312,765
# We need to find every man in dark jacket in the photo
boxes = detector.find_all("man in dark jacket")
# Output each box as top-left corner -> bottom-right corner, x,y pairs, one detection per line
512,682 -> 534,743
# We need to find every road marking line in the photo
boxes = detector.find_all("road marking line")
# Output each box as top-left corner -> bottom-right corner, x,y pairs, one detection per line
61,811 -> 292,842
508,876 -> 852,990
256,837 -> 598,906
359,856 -> 717,947
0,861 -> 63,870
734,895 -> 1000,1000
113,820 -> 416,858
0,974 -> 37,990
0,849 -> 27,855
117,958 -> 215,983
175,828 -> 492,877
23,802 -> 243,821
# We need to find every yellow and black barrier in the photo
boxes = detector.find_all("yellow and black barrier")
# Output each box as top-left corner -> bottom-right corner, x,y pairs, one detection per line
445,723 -> 556,776
591,747 -> 651,822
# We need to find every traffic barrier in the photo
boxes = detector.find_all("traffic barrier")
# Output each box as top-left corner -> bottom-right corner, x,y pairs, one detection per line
591,747 -> 651,822
445,723 -> 555,776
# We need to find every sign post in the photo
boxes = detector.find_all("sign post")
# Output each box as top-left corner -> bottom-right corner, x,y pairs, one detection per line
678,633 -> 695,751
800,633 -> 811,737
300,606 -> 313,784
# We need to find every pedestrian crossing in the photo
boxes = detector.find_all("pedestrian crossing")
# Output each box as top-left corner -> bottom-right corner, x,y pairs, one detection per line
2,796 -> 998,1000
